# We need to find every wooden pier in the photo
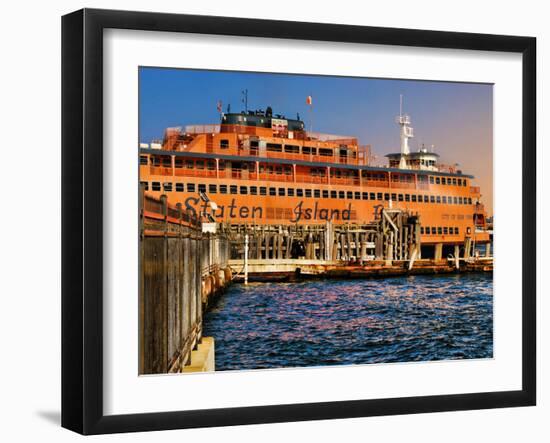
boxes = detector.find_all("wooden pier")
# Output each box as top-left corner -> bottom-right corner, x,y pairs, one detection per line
225,207 -> 492,281
139,190 -> 231,374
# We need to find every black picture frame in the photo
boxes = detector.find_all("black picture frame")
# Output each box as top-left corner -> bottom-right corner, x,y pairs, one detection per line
62,8 -> 536,435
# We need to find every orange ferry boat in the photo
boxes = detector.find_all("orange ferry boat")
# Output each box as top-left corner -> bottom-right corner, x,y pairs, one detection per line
139,103 -> 490,255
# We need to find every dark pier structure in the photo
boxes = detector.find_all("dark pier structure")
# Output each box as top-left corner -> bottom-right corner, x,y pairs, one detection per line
139,190 -> 231,374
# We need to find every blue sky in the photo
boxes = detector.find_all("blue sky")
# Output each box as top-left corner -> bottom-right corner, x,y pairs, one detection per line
139,67 -> 493,212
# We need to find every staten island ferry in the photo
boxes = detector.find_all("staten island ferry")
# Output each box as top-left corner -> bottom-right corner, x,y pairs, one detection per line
139,102 -> 490,256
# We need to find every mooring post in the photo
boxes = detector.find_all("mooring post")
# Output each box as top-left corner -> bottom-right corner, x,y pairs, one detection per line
244,233 -> 249,285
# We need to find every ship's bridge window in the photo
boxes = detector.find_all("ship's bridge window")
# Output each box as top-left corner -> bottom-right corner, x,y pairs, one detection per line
441,177 -> 446,185
377,193 -> 383,200
220,139 -> 229,149
230,185 -> 237,195
152,182 -> 161,191
275,166 -> 283,175
314,189 -> 321,198
455,227 -> 459,235
443,227 -> 449,235
175,183 -> 184,192
140,155 -> 148,165
219,185 -> 227,194
260,187 -> 267,196
384,193 -> 390,201
468,197 -> 472,204
269,187 -> 276,196
430,195 -> 435,203
323,190 -> 329,198
240,186 -> 248,195
457,179 -> 462,186
162,157 -> 171,167
458,197 -> 463,204
278,188 -> 285,196
424,195 -> 429,203
429,176 -> 435,184
442,196 -> 447,204
418,175 -> 428,183
361,192 -> 368,200
331,190 -> 337,199
453,197 -> 458,204
339,191 -> 345,199
398,194 -> 404,202
355,192 -> 361,200
370,192 -> 375,200
463,180 -> 468,187
437,227 -> 443,235
436,177 -> 441,185
284,144 -> 300,154
174,158 -> 184,168
405,194 -> 410,202
452,178 -> 457,185
207,160 -> 215,170
209,184 -> 217,194
151,157 -> 161,166
347,191 -> 353,199
306,189 -> 312,198
196,161 -> 205,170
198,184 -> 206,193
186,160 -> 194,169
303,146 -> 317,155
436,196 -> 441,203
319,148 -> 333,157
267,143 -> 282,152
391,193 -> 397,200
431,227 -> 436,235
218,160 -> 226,171
187,183 -> 195,192
297,189 -> 304,197
412,195 -> 417,202
288,188 -> 295,197
284,166 -> 292,175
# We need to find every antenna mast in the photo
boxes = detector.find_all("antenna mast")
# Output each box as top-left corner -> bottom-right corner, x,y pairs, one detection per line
396,95 -> 413,156
242,89 -> 248,113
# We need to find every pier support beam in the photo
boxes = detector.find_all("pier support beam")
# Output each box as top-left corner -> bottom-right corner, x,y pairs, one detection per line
434,243 -> 443,261
464,237 -> 472,259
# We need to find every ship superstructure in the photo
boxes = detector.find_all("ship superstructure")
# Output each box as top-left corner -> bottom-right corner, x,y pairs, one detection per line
139,101 -> 490,257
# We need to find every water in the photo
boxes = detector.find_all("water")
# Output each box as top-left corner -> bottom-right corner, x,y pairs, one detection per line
203,274 -> 493,371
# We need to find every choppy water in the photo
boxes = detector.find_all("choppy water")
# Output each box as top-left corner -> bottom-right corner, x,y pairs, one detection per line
203,274 -> 493,371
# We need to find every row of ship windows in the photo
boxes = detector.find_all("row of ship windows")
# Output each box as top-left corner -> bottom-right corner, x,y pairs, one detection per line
141,181 -> 474,205
420,226 -> 460,236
